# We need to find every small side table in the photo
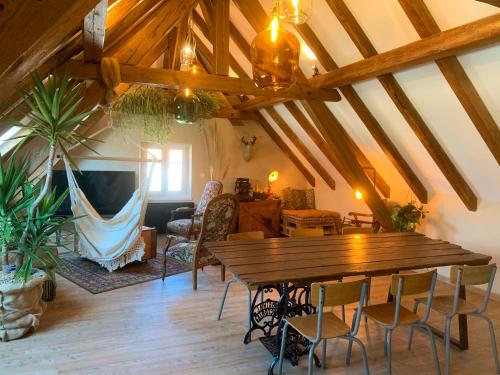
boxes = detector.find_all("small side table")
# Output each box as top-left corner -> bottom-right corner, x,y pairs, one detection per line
238,200 -> 281,238
141,226 -> 157,260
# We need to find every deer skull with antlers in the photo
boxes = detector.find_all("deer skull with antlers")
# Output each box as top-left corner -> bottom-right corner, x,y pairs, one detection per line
241,135 -> 257,161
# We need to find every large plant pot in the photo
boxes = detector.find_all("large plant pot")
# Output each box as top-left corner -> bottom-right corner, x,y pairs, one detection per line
0,270 -> 47,341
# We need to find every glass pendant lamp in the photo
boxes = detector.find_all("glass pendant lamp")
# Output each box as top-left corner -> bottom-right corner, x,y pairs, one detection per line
278,0 -> 312,25
173,88 -> 200,125
179,14 -> 196,71
250,6 -> 300,91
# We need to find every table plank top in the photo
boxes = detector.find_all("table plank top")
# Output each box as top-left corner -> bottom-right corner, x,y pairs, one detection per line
206,232 -> 491,286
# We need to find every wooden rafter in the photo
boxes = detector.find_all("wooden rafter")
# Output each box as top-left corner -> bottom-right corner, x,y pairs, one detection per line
399,0 -> 500,165
163,28 -> 178,69
232,0 -> 393,229
61,60 -> 342,102
83,0 -> 108,63
476,0 -> 500,7
326,0 -> 478,211
310,11 -> 500,88
0,0 -> 102,118
172,16 -> 189,71
265,107 -> 336,190
213,0 -> 230,75
294,22 -> 428,203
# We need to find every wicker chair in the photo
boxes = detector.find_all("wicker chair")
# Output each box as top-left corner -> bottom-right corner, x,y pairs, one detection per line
162,194 -> 239,290
166,180 -> 222,240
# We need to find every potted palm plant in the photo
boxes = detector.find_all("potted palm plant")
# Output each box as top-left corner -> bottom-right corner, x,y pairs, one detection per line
0,72 -> 95,341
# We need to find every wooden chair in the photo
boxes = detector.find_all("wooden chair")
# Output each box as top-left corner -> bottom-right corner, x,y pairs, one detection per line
409,264 -> 499,375
162,194 -> 239,290
290,227 -> 324,237
277,279 -> 369,375
217,231 -> 265,325
358,270 -> 441,375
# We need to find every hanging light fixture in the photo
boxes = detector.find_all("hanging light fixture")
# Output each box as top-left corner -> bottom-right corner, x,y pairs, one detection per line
174,11 -> 200,125
250,3 -> 300,91
278,0 -> 312,25
173,88 -> 200,125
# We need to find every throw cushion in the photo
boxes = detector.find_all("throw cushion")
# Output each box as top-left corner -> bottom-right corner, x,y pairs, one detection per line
166,218 -> 202,235
281,188 -> 315,210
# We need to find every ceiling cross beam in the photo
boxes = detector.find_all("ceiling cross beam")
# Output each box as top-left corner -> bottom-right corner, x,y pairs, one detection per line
213,0 -> 230,75
399,0 -> 500,165
326,0 -> 478,211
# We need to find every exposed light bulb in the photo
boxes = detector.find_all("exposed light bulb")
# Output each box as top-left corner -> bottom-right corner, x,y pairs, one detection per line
355,190 -> 363,200
271,15 -> 280,43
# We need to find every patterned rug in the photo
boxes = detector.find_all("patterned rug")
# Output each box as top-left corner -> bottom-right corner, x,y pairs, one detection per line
55,236 -> 190,294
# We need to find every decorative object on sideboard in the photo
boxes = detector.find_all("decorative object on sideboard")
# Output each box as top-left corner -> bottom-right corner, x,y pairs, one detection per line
235,178 -> 254,202
241,135 -> 257,161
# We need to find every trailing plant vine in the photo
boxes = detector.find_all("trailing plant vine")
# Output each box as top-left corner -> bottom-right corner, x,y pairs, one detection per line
113,87 -> 223,144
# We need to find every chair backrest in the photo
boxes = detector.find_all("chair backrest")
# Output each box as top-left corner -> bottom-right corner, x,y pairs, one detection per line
341,226 -> 374,235
227,231 -> 265,241
390,270 -> 437,296
450,264 -> 496,286
199,194 -> 239,243
195,180 -> 223,215
290,228 -> 324,237
311,279 -> 367,308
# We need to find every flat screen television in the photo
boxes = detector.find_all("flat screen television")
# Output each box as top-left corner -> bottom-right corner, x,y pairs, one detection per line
52,170 -> 136,216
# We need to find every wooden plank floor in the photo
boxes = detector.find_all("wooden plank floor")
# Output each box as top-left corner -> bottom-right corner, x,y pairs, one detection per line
1,266 -> 499,374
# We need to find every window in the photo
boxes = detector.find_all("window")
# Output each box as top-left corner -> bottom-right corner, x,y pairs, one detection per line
142,143 -> 192,201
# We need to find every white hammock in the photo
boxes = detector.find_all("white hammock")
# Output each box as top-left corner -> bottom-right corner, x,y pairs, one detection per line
63,158 -> 153,272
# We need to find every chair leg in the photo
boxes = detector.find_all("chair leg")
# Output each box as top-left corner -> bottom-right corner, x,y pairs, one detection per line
444,317 -> 452,375
350,336 -> 370,375
421,324 -> 442,375
221,265 -> 226,282
161,237 -> 172,282
247,288 -> 253,341
408,301 -> 420,351
481,315 -> 500,374
364,276 -> 371,323
217,276 -> 236,320
308,342 -> 318,375
322,339 -> 327,369
346,313 -> 356,365
385,329 -> 393,375
192,267 -> 198,290
277,322 -> 290,375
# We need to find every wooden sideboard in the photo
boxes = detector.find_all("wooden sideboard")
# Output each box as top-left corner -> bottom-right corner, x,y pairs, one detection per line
238,200 -> 281,238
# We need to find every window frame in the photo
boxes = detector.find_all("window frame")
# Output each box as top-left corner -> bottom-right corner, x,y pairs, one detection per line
141,142 -> 192,202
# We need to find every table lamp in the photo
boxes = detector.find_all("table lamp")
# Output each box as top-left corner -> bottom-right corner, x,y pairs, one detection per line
267,170 -> 279,195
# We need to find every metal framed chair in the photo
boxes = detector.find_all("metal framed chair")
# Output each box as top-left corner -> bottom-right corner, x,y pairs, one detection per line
358,270 -> 441,375
162,194 -> 239,290
217,231 -> 265,327
277,279 -> 370,375
290,227 -> 325,237
409,264 -> 499,375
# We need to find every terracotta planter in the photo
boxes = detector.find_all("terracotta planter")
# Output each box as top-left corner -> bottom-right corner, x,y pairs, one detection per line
0,270 -> 47,341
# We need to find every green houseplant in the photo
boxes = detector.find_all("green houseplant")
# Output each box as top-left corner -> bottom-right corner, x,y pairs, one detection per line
391,202 -> 428,232
0,72 -> 95,341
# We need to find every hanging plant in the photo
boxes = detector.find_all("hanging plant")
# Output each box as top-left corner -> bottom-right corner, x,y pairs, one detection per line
391,203 -> 428,232
113,87 -> 223,144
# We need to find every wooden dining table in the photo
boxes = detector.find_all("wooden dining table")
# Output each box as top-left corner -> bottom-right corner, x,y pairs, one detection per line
207,232 -> 491,374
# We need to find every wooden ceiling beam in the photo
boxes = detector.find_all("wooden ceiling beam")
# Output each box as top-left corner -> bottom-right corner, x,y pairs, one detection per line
399,0 -> 500,165
0,0 -> 102,119
213,0 -> 230,75
233,0 -> 393,230
172,16 -> 189,70
163,28 -> 178,69
265,107 -> 336,190
476,0 -> 500,7
326,0 -> 478,211
311,11 -> 500,88
83,0 -> 109,63
294,22 -> 428,203
61,60 -> 342,102
253,112 -> 316,187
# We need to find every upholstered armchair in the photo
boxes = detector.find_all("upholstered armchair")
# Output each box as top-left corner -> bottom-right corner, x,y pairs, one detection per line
166,180 -> 223,240
162,194 -> 239,290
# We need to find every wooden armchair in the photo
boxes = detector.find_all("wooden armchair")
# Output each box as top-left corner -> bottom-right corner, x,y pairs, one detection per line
166,180 -> 222,240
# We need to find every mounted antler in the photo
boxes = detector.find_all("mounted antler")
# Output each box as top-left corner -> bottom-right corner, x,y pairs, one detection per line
241,135 -> 257,161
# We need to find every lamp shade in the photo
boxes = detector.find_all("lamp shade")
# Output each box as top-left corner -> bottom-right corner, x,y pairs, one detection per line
250,14 -> 300,91
278,0 -> 312,25
173,89 -> 200,125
